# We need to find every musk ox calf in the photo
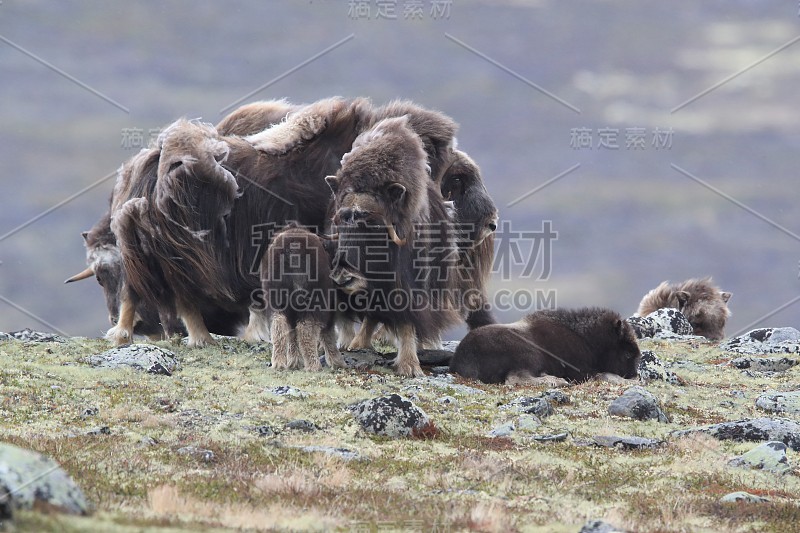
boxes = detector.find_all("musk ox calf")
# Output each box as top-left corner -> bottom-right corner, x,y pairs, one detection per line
449,307 -> 642,385
636,277 -> 732,341
327,116 -> 462,377
263,225 -> 345,371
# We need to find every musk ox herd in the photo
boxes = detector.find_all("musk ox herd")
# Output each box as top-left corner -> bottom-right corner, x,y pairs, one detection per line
67,96 -> 733,383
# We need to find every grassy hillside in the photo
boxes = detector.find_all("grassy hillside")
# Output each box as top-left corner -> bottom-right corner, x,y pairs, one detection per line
2,334 -> 799,532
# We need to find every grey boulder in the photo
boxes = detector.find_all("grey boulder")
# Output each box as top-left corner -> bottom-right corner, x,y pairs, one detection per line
87,344 -> 177,375
728,441 -> 791,474
349,394 -> 431,438
608,386 -> 669,423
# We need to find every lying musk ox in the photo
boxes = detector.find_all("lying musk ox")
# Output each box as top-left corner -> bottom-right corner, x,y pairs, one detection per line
636,277 -> 732,341
326,116 -> 462,377
449,307 -> 642,385
263,224 -> 345,371
66,100 -> 299,339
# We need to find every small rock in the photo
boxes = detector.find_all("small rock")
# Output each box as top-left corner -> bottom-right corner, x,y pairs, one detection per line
721,328 -> 800,355
732,357 -> 798,373
412,376 -> 485,396
720,491 -> 770,504
437,395 -> 457,406
579,520 -> 627,533
487,421 -> 516,438
608,386 -> 669,423
0,442 -> 90,516
647,308 -> 694,336
266,386 -> 308,399
253,425 -> 278,437
86,426 -> 111,436
541,389 -> 570,405
295,446 -> 360,461
516,415 -> 541,432
87,344 -> 177,375
176,446 -> 215,462
531,432 -> 569,443
440,340 -> 460,352
502,397 -> 553,418
430,366 -> 451,375
728,441 -> 791,474
756,391 -> 800,415
1,328 -> 68,343
80,407 -> 99,418
672,418 -> 800,451
349,394 -> 431,438
285,420 -> 317,432
637,351 -> 683,385
592,435 -> 664,450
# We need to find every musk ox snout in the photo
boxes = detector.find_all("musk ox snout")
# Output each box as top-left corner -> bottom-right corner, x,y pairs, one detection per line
334,207 -> 371,226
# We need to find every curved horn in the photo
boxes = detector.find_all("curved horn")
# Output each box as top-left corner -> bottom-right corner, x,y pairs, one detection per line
384,221 -> 407,247
64,267 -> 95,284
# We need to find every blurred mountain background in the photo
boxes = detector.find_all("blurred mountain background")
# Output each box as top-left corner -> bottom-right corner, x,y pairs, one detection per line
1,0 -> 798,339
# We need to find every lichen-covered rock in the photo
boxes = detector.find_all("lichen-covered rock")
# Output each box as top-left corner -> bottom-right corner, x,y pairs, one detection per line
673,418 -> 800,451
592,436 -> 664,450
176,446 -> 215,462
625,316 -> 657,339
487,421 -> 516,438
720,328 -> 800,355
731,357 -> 798,372
0,442 -> 90,516
0,328 -> 68,343
285,419 -> 317,432
502,397 -> 553,418
294,446 -> 361,461
637,350 -> 683,385
608,386 -> 669,423
728,441 -> 791,474
755,391 -> 800,415
579,520 -> 627,533
87,344 -> 177,375
541,389 -> 570,405
349,394 -> 431,438
266,386 -> 308,398
719,491 -> 769,504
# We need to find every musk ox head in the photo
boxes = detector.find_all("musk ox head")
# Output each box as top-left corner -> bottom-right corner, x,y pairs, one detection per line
440,149 -> 498,249
66,212 -> 123,326
601,317 -> 642,378
325,116 -> 430,247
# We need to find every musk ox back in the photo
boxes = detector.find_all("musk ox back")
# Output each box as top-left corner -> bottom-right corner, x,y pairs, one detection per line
263,225 -> 345,371
327,116 -> 461,377
637,277 -> 732,341
450,307 -> 642,384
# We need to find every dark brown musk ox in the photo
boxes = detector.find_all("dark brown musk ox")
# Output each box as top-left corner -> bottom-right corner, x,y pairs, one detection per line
66,99 -> 300,340
449,307 -> 642,385
263,224 -> 345,371
111,97 -> 384,347
326,116 -> 462,377
636,277 -> 732,341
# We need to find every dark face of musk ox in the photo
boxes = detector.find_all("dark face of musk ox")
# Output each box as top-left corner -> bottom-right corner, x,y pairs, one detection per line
600,318 -> 642,378
440,150 -> 498,249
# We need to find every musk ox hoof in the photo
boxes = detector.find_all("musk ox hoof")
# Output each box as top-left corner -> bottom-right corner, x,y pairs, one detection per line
395,360 -> 425,378
347,338 -> 374,351
187,335 -> 216,348
304,360 -> 323,372
105,325 -> 132,346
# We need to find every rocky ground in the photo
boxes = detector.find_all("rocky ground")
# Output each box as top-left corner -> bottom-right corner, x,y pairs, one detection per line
2,316 -> 800,532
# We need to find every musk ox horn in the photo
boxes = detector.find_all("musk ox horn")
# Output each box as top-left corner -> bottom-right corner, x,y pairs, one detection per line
65,267 -> 95,284
384,219 -> 407,247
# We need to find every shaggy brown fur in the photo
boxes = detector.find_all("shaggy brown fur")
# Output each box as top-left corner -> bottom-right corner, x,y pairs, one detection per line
68,101 -> 296,340
636,277 -> 732,340
327,116 -> 462,377
113,98 -> 373,346
263,225 -> 345,371
450,307 -> 641,384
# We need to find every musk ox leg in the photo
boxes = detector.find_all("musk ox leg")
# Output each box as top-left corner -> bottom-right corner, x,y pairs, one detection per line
506,371 -> 570,388
420,335 -> 443,350
106,295 -> 136,346
269,313 -> 291,369
348,317 -> 379,351
285,331 -> 303,370
595,372 -> 637,385
394,323 -> 424,378
177,302 -> 215,347
337,320 -> 357,350
297,319 -> 323,372
243,309 -> 270,343
321,326 -> 347,369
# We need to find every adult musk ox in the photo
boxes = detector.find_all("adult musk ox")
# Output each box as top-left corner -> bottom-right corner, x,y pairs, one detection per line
636,277 -> 732,341
450,307 -> 642,385
263,224 -> 345,371
326,116 -> 462,377
66,100 -> 300,339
